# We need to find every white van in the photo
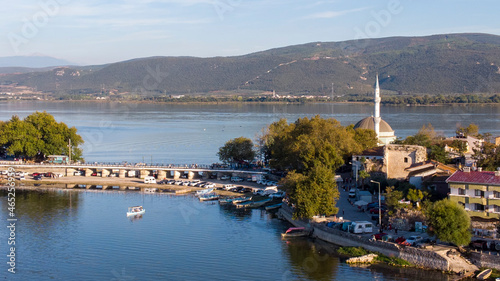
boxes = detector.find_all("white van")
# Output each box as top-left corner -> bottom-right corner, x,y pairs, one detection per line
144,176 -> 156,184
350,221 -> 373,234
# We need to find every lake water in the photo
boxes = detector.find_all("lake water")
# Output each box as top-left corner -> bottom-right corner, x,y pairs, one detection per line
1,101 -> 499,165
0,188 -> 452,281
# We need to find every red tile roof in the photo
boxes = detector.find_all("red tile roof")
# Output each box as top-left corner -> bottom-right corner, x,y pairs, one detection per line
446,171 -> 500,185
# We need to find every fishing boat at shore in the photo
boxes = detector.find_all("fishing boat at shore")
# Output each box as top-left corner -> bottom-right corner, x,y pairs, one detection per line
476,268 -> 492,280
199,193 -> 220,201
265,202 -> 282,210
196,188 -> 214,196
219,196 -> 251,205
281,227 -> 310,238
127,206 -> 145,216
235,198 -> 272,208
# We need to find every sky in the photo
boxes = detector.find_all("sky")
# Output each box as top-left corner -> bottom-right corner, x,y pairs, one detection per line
1,0 -> 500,65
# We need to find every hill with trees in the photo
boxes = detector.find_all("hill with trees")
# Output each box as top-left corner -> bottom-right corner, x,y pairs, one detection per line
2,33 -> 500,97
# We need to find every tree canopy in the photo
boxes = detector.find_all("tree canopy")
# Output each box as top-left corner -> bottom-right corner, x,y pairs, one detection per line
261,116 -> 377,173
260,115 -> 377,219
425,199 -> 471,246
217,137 -> 255,164
0,111 -> 84,161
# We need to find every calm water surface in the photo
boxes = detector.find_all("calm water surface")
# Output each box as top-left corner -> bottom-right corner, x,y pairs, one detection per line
0,101 -> 499,164
0,189 -> 451,281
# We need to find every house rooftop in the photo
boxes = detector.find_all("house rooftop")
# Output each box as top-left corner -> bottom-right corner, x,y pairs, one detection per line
357,146 -> 384,157
446,170 -> 500,185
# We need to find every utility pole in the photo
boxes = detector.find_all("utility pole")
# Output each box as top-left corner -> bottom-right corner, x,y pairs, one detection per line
68,139 -> 72,164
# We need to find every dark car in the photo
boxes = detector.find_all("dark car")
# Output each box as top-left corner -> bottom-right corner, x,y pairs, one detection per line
374,232 -> 387,240
34,175 -> 42,180
32,172 -> 42,177
470,239 -> 489,250
369,208 -> 386,214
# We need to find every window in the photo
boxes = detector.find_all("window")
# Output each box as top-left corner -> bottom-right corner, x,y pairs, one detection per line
494,205 -> 500,213
458,188 -> 466,196
474,190 -> 484,197
493,191 -> 500,199
404,157 -> 409,163
475,204 -> 485,211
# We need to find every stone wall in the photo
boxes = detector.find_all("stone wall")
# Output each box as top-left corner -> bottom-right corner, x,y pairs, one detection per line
313,224 -> 450,271
279,205 -> 450,271
384,144 -> 427,179
469,251 -> 500,270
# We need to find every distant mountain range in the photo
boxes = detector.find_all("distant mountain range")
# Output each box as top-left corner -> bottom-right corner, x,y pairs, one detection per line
0,55 -> 75,69
2,33 -> 500,96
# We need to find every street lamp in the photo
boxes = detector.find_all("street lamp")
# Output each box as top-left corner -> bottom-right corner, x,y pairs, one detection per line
370,180 -> 381,230
349,162 -> 358,189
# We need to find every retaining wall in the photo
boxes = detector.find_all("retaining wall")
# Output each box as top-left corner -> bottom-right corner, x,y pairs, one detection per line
278,205 -> 449,271
469,251 -> 500,270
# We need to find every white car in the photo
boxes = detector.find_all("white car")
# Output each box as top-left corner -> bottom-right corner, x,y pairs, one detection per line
220,175 -> 230,180
405,236 -> 423,246
204,183 -> 216,188
348,188 -> 356,198
269,191 -> 285,198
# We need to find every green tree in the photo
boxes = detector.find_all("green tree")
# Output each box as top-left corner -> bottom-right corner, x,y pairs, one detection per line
283,162 -> 339,219
262,116 -> 376,173
407,188 -> 424,204
429,144 -> 450,163
385,186 -> 404,214
0,112 -> 84,161
217,137 -> 255,164
450,140 -> 468,156
425,199 -> 471,246
456,123 -> 479,137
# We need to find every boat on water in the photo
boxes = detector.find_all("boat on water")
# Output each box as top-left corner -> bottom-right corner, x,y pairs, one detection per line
234,198 -> 272,208
281,227 -> 311,238
196,188 -> 214,196
199,193 -> 220,201
476,268 -> 492,280
265,202 -> 282,210
219,196 -> 251,205
127,206 -> 145,216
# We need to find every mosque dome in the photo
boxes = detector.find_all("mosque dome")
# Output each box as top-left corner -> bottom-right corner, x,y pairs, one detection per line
354,117 -> 394,133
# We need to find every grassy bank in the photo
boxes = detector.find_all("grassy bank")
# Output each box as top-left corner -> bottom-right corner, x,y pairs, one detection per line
337,246 -> 412,267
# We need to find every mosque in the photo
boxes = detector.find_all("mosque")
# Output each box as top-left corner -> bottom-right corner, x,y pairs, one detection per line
353,75 -> 397,145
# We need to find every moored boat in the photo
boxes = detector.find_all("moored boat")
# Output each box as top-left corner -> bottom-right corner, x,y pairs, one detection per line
476,268 -> 492,280
127,206 -> 145,216
196,188 -> 214,196
235,198 -> 272,208
219,196 -> 251,205
281,227 -> 310,238
265,202 -> 282,210
199,193 -> 220,201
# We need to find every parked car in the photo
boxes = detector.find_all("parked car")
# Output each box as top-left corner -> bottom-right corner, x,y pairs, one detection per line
405,236 -> 423,246
269,191 -> 286,198
74,171 -> 82,176
470,239 -> 489,250
348,188 -> 356,198
220,175 -> 230,180
369,208 -> 386,214
34,175 -> 42,180
32,172 -> 42,177
373,232 -> 387,240
204,183 -> 216,188
230,176 -> 244,182
241,187 -> 253,193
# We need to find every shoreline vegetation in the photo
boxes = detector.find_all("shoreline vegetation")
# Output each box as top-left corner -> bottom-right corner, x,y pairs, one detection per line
2,94 -> 500,107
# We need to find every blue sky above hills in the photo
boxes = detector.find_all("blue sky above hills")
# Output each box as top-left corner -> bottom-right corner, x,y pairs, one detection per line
2,0 -> 499,65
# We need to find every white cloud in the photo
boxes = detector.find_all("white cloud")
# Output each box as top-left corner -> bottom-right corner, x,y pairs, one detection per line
305,7 -> 369,19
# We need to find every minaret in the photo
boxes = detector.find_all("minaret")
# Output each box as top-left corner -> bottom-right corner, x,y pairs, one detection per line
374,74 -> 381,142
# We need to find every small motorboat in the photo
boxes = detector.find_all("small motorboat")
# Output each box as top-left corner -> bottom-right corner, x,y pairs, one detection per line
265,203 -> 282,210
281,227 -> 310,238
476,268 -> 492,280
196,188 -> 214,196
127,206 -> 145,216
199,193 -> 220,201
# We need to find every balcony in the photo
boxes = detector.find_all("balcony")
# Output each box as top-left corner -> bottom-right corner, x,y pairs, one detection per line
468,197 -> 487,205
487,198 -> 500,206
469,184 -> 487,191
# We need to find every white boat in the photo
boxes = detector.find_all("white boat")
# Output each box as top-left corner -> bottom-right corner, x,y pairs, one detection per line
196,188 -> 214,196
476,269 -> 492,280
127,206 -> 145,216
219,196 -> 251,205
199,193 -> 220,201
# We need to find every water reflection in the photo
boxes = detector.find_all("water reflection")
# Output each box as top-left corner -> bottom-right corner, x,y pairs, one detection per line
283,238 -> 338,281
